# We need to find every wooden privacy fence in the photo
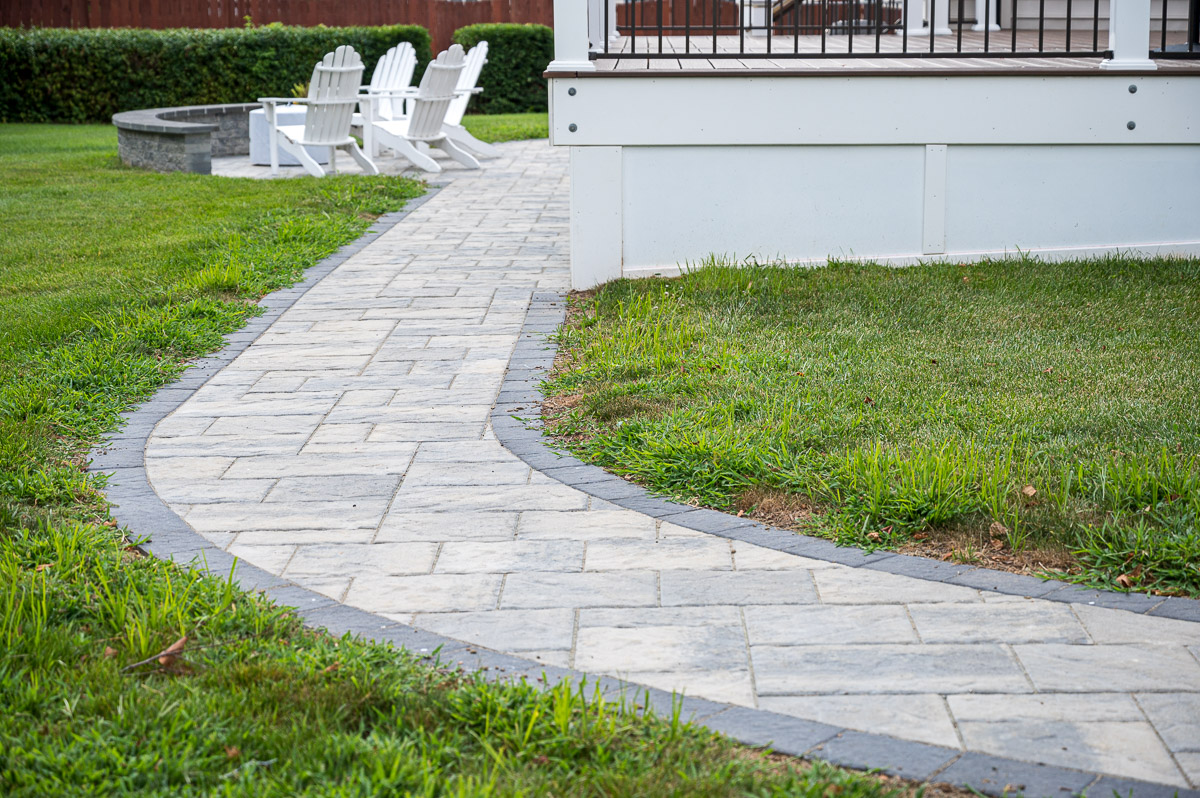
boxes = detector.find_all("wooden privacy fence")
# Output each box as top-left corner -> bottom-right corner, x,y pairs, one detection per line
0,0 -> 554,51
618,0 -> 743,35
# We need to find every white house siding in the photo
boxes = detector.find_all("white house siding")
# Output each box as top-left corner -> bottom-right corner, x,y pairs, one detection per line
551,73 -> 1200,289
995,0 -> 1192,31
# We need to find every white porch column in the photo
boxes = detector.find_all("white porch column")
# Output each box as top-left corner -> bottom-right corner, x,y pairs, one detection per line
905,0 -> 926,35
744,0 -> 771,36
933,0 -> 952,35
1101,0 -> 1157,69
904,0 -> 953,36
972,0 -> 1000,30
610,0 -> 621,42
550,0 -> 598,72
588,0 -> 605,48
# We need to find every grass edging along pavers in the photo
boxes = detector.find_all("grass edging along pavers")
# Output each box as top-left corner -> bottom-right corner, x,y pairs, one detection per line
497,292 -> 1200,624
95,196 -> 1199,797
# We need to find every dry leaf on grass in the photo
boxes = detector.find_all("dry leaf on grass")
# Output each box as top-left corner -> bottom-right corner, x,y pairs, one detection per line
988,521 -> 1009,538
103,646 -> 118,659
34,563 -> 54,572
1116,573 -> 1134,588
158,636 -> 188,667
1021,485 -> 1037,498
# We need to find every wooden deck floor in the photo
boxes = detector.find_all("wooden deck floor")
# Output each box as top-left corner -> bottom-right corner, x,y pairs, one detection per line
589,30 -> 1200,73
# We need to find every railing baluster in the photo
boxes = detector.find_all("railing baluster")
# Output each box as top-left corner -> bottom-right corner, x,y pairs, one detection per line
768,0 -> 774,52
795,0 -> 801,51
1189,0 -> 1198,53
822,0 -> 829,51
956,0 -> 964,50
984,0 -> 991,49
931,0 -> 937,51
686,0 -> 692,53
1012,0 -> 1019,52
850,0 -> 857,51
875,0 -> 883,51
705,0 -> 715,53
1037,0 -> 1045,52
1066,0 -> 1073,51
1091,0 -> 1098,53
604,0 -> 610,53
658,0 -> 664,53
740,0 -> 746,53
631,0 -> 638,53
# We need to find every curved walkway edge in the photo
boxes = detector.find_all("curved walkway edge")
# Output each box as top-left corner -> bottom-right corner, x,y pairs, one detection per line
93,141 -> 1200,798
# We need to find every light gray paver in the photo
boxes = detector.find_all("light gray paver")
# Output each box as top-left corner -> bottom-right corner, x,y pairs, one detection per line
1014,643 -> 1200,692
285,543 -> 440,577
142,140 -> 1200,790
954,719 -> 1188,786
907,602 -> 1090,643
751,644 -> 1034,695
744,604 -> 918,645
435,541 -> 584,573
1135,693 -> 1200,754
499,572 -> 659,609
414,609 -> 575,652
757,695 -> 961,749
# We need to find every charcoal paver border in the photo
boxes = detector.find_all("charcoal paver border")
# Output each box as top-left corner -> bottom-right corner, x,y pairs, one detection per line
92,183 -> 1200,798
495,292 -> 1200,625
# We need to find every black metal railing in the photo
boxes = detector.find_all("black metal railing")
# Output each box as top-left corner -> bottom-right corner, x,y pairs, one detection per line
1154,0 -> 1199,55
595,0 -> 1199,58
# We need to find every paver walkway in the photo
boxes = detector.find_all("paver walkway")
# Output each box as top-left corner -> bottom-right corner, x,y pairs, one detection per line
141,140 -> 1200,790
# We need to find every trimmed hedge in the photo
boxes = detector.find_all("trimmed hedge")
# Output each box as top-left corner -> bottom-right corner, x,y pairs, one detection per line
452,23 -> 553,115
0,25 -> 432,124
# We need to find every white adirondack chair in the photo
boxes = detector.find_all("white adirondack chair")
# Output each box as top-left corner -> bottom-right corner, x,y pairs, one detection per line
366,42 -> 417,123
441,43 -> 501,159
258,45 -> 378,178
355,42 -> 419,158
365,45 -> 480,175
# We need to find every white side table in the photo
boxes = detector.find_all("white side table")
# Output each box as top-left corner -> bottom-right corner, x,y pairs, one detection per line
248,107 -> 329,167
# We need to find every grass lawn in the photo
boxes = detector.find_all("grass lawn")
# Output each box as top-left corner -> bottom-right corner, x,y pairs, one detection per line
461,112 -> 548,143
545,258 -> 1200,597
0,124 -> 918,795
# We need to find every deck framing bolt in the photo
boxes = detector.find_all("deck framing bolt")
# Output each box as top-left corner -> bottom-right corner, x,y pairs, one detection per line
568,87 -> 577,96
1127,121 -> 1136,130
569,123 -> 578,132
1128,85 -> 1138,93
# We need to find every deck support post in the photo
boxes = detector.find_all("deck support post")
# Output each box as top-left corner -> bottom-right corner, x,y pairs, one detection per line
550,0 -> 597,72
1101,0 -> 1157,70
569,146 -> 623,290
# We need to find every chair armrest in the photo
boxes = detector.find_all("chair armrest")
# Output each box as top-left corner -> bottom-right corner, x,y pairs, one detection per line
359,87 -> 420,98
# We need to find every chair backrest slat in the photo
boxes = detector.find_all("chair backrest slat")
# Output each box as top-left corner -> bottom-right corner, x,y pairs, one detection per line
406,44 -> 466,141
304,45 -> 364,146
445,42 -> 487,127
